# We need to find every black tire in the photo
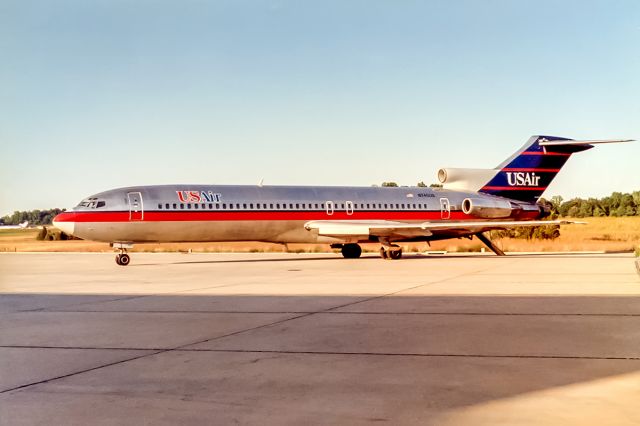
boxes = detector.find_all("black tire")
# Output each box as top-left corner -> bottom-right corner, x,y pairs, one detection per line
380,247 -> 388,259
115,254 -> 122,265
341,243 -> 362,259
389,249 -> 403,260
118,254 -> 130,266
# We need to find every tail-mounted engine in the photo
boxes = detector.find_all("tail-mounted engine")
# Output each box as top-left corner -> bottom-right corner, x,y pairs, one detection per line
438,168 -> 498,192
461,197 -> 514,219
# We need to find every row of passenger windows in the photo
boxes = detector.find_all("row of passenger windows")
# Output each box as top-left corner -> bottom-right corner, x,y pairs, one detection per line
157,202 -> 429,210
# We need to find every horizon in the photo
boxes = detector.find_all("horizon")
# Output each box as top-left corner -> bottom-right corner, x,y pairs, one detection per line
2,1 -> 639,216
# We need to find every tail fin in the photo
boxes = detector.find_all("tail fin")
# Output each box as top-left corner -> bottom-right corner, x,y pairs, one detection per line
479,135 -> 632,202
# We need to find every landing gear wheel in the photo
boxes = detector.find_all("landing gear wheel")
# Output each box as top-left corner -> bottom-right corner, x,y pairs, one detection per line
379,247 -> 388,259
341,243 -> 362,259
388,249 -> 403,260
115,253 -> 130,266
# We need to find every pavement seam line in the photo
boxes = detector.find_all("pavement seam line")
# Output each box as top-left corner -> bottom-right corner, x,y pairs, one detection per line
32,310 -> 640,316
0,312 -> 312,395
1,346 -> 638,361
319,263 -> 510,313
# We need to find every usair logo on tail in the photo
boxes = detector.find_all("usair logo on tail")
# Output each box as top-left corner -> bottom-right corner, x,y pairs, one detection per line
506,172 -> 541,187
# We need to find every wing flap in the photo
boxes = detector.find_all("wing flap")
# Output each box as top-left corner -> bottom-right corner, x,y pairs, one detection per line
305,219 -> 582,240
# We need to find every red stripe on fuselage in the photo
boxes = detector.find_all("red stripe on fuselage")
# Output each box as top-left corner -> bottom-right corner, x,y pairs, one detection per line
54,210 -> 541,223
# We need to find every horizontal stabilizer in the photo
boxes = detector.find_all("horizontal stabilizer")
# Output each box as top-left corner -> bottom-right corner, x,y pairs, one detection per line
538,139 -> 634,146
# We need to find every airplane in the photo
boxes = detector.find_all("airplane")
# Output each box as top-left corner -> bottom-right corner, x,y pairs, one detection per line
0,221 -> 29,230
53,135 -> 632,266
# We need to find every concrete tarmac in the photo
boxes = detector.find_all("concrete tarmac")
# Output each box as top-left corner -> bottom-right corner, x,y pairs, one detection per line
1,252 -> 639,425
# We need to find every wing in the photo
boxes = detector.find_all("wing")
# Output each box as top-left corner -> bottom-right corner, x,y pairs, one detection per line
304,219 -> 583,240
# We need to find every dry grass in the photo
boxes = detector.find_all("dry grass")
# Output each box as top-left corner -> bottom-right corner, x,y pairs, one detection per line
1,216 -> 638,254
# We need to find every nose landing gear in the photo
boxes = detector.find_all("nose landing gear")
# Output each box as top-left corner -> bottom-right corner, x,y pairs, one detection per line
116,253 -> 130,266
111,242 -> 134,266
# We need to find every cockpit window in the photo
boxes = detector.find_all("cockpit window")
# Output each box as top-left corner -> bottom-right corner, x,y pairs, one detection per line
78,198 -> 106,208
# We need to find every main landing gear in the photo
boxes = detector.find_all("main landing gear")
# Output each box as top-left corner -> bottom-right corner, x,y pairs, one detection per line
340,243 -> 362,259
379,246 -> 402,260
111,242 -> 134,266
333,243 -> 403,260
378,238 -> 402,260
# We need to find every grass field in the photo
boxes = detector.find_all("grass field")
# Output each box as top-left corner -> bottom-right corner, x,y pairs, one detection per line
1,216 -> 638,254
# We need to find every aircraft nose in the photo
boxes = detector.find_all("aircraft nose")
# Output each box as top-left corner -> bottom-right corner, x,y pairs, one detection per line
52,212 -> 76,236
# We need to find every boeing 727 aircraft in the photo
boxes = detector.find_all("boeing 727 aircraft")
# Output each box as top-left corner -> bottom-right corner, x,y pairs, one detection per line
53,135 -> 632,265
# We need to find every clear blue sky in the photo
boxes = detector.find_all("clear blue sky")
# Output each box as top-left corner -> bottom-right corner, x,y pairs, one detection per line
1,0 -> 639,215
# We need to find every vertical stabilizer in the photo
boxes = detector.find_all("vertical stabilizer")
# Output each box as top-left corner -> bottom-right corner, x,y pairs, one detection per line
479,136 -> 593,202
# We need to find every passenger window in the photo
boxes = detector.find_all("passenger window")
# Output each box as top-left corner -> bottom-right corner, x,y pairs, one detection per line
250,203 -> 253,209
229,204 -> 234,209
289,203 -> 293,209
270,203 -> 274,209
187,203 -> 192,209
276,204 -> 280,209
173,203 -> 177,209
236,203 -> 240,209
194,204 -> 199,209
165,203 -> 170,209
158,203 -> 162,209
215,204 -> 220,209
384,204 -> 388,209
180,204 -> 185,209
243,203 -> 247,209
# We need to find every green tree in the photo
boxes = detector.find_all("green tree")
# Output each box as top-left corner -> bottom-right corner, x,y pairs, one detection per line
381,182 -> 398,187
550,195 -> 563,216
416,181 -> 427,187
1,208 -> 65,225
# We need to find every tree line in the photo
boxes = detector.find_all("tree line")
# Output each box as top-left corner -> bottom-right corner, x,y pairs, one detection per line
1,209 -> 65,226
545,191 -> 640,218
